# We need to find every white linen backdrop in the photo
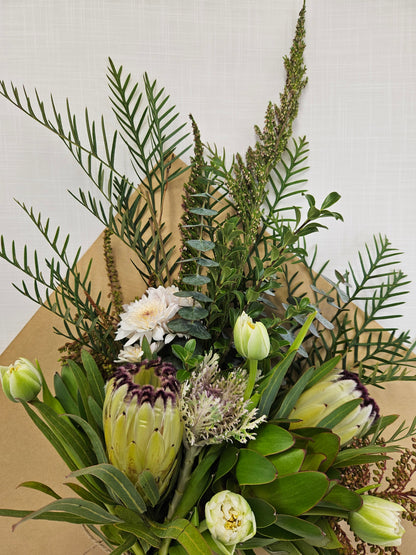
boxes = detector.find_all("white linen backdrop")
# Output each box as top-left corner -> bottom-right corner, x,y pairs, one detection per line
0,0 -> 415,354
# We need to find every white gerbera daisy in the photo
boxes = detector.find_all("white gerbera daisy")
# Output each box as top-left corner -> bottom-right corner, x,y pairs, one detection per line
115,285 -> 192,348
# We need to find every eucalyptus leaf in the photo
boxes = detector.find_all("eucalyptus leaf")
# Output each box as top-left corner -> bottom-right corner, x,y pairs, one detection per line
185,239 -> 215,252
182,275 -> 211,286
174,290 -> 213,303
178,306 -> 209,320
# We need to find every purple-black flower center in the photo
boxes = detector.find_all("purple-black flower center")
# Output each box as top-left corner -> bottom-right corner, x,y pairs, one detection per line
112,358 -> 180,406
341,369 -> 379,420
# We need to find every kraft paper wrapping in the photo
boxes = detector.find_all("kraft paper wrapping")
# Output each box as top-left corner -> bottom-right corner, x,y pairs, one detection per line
1,162 -> 415,553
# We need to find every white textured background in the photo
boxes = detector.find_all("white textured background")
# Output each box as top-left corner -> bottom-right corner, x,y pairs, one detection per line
1,0 -> 416,354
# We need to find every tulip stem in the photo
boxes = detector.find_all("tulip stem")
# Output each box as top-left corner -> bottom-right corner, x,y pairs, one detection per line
244,359 -> 258,400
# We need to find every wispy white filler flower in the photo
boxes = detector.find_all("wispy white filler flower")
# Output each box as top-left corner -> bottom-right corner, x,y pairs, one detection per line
115,285 -> 192,348
180,352 -> 266,447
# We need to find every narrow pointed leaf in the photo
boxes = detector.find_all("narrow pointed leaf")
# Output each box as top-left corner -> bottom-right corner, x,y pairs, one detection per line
70,464 -> 146,513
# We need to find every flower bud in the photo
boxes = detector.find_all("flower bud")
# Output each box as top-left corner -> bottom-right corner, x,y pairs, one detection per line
289,369 -> 379,445
349,495 -> 405,547
233,312 -> 270,361
103,359 -> 183,497
0,358 -> 42,403
205,490 -> 256,547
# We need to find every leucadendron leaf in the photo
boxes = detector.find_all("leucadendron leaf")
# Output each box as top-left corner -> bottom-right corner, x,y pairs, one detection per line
251,471 -> 329,515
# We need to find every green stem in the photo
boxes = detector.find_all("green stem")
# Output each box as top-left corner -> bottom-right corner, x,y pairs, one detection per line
167,445 -> 201,520
158,445 -> 201,555
244,359 -> 258,400
130,542 -> 145,555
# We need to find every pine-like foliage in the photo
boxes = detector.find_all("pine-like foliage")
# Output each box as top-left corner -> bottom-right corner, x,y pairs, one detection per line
0,60 -> 191,356
290,235 -> 416,384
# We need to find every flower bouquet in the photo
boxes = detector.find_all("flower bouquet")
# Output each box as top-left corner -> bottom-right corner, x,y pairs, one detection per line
1,4 -> 416,554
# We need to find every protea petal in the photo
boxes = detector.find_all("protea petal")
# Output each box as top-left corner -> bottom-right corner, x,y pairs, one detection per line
103,359 -> 183,497
289,369 -> 379,445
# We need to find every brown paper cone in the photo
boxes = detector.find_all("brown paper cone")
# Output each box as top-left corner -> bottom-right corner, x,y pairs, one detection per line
1,161 -> 415,553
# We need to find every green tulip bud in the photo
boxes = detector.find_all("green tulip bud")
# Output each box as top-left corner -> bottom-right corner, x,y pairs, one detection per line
205,490 -> 256,549
233,312 -> 270,361
0,358 -> 42,403
103,359 -> 183,497
349,495 -> 405,547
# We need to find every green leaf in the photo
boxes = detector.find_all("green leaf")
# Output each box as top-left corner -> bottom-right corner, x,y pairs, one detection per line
259,312 -> 316,417
32,400 -> 95,468
182,275 -> 211,286
246,498 -> 277,528
168,318 -> 211,339
321,191 -> 341,210
276,515 -> 327,546
136,470 -> 160,507
235,449 -> 277,485
185,239 -> 215,252
275,366 -> 315,419
189,208 -> 218,217
0,507 -> 96,524
13,498 -> 121,530
196,257 -> 219,268
70,464 -> 146,513
150,519 -> 212,555
305,356 -> 341,389
54,373 -> 80,415
252,471 -> 329,515
321,483 -> 362,511
81,350 -> 105,407
268,449 -> 305,476
178,306 -> 209,320
304,430 -> 340,472
109,535 -> 138,555
63,482 -> 104,504
173,445 -> 222,519
174,290 -> 213,303
333,445 -> 397,468
66,414 -> 108,464
318,398 -> 363,429
258,351 -> 296,417
66,359 -> 96,428
18,481 -> 61,500
88,396 -> 104,431
248,423 -> 294,456
214,446 -> 239,483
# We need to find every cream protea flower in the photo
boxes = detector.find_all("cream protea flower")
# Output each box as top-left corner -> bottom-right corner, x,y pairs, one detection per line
180,353 -> 266,447
115,285 -> 192,348
289,369 -> 379,445
103,359 -> 183,496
